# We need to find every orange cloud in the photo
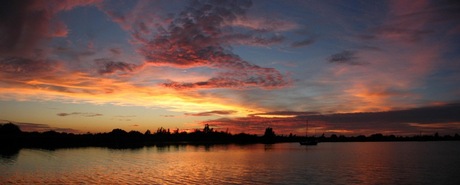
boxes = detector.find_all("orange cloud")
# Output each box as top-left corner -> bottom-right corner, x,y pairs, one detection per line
0,64 -> 260,118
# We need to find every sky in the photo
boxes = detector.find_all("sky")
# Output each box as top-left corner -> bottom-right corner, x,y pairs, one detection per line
1,0 -> 460,136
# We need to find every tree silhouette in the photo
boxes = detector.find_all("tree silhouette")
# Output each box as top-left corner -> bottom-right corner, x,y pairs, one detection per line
263,127 -> 275,138
203,124 -> 213,133
262,127 -> 276,144
1,123 -> 460,150
0,123 -> 22,135
110,128 -> 128,136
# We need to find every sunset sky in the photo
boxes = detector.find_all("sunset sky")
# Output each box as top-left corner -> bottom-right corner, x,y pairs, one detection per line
1,0 -> 459,136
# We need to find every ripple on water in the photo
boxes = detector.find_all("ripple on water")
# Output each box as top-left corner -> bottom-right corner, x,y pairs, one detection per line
2,143 -> 460,184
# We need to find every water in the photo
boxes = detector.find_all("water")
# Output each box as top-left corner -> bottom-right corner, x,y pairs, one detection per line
1,142 -> 460,184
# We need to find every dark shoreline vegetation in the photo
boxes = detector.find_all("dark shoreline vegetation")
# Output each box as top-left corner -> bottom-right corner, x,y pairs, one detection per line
1,123 -> 460,152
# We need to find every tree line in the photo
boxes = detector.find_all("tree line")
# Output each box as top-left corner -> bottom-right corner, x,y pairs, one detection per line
1,123 -> 459,150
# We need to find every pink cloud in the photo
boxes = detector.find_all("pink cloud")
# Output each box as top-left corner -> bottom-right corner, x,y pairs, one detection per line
230,17 -> 299,32
114,0 -> 290,90
50,21 -> 69,37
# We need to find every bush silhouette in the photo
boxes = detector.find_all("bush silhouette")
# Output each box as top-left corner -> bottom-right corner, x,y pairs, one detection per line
0,123 -> 22,135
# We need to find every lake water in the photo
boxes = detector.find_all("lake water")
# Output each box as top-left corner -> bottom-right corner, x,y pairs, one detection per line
1,142 -> 460,184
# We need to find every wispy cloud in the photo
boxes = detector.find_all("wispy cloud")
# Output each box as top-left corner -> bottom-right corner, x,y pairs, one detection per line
250,111 -> 320,117
162,69 -> 288,90
1,120 -> 80,133
0,57 -> 61,76
113,115 -> 136,121
57,112 -> 103,117
109,48 -> 122,55
95,58 -> 140,75
328,50 -> 365,65
185,110 -> 237,117
290,38 -> 315,48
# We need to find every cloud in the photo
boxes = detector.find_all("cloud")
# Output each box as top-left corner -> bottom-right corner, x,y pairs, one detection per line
371,27 -> 433,43
250,111 -> 320,117
57,112 -> 103,117
113,115 -> 135,121
50,21 -> 69,37
362,0 -> 459,43
222,33 -> 285,46
328,50 -> 365,65
230,16 -> 299,32
290,38 -> 315,48
137,0 -> 251,67
162,69 -> 288,90
201,117 -> 303,135
301,103 -> 460,125
1,120 -> 80,133
0,57 -> 60,75
0,0 -> 101,57
133,0 -> 289,89
327,0 -> 458,113
185,110 -> 237,116
202,103 -> 460,135
95,58 -> 139,75
0,0 -> 51,56
109,48 -> 122,55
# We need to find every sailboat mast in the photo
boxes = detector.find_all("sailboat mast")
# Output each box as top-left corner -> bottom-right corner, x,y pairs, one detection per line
305,120 -> 308,138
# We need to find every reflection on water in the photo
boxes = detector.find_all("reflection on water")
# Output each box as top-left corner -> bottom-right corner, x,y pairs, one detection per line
1,142 -> 460,184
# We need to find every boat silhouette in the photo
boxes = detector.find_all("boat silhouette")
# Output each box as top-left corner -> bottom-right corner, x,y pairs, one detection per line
299,120 -> 318,146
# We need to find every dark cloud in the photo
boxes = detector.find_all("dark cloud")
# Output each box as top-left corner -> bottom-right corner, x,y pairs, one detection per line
0,0 -> 50,56
300,103 -> 460,125
109,48 -> 122,55
138,0 -> 252,67
290,38 -> 315,48
95,58 -> 139,75
57,112 -> 103,117
136,0 -> 289,89
202,103 -> 460,135
250,111 -> 320,117
297,103 -> 460,135
362,1 -> 459,43
0,57 -> 59,76
328,50 -> 365,65
185,110 -> 237,116
1,120 -> 80,133
201,117 -> 303,135
163,69 -> 287,89
0,0 -> 100,57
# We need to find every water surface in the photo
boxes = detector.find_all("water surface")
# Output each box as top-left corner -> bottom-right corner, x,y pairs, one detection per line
1,142 -> 460,184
